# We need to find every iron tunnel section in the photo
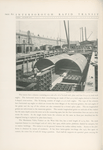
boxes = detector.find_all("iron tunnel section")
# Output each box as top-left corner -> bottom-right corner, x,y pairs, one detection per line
16,52 -> 92,91
55,59 -> 81,75
35,53 -> 87,75
35,59 -> 54,71
33,53 -> 89,91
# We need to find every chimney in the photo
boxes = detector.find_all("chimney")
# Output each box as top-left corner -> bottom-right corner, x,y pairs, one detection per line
80,28 -> 82,42
85,27 -> 87,41
82,27 -> 84,41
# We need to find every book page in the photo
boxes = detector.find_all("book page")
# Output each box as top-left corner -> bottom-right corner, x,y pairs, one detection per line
0,0 -> 102,150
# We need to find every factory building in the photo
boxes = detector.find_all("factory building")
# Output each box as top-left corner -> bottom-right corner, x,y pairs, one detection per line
16,30 -> 67,54
80,40 -> 94,49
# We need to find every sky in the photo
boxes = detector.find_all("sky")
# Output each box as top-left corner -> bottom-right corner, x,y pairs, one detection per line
16,20 -> 98,41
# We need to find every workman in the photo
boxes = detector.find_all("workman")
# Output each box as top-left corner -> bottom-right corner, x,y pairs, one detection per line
33,66 -> 39,78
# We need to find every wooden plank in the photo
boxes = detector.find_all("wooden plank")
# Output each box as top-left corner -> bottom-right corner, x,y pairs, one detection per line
17,78 -> 36,83
24,83 -> 37,91
16,85 -> 25,90
41,65 -> 55,72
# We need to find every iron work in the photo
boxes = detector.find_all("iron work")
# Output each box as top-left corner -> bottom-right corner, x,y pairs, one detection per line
35,53 -> 87,73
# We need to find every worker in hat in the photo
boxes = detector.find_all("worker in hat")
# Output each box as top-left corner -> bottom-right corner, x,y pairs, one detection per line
33,65 -> 39,78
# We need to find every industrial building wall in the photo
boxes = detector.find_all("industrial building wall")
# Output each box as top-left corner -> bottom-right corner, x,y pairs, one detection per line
16,33 -> 66,50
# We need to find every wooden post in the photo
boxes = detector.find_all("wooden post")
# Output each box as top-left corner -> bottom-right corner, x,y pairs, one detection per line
25,46 -> 26,54
22,59 -> 25,73
44,51 -> 45,58
27,58 -> 29,73
32,57 -> 34,72
81,82 -> 83,91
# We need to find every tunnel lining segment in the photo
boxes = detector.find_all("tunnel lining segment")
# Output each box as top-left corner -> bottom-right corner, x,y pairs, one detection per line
35,53 -> 87,73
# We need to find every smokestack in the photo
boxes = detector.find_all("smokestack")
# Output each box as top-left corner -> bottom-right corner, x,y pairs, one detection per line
85,27 -> 87,41
82,27 -> 84,41
80,28 -> 81,42
80,28 -> 82,42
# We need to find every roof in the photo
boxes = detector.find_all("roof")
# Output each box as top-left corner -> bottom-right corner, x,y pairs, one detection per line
62,41 -> 80,46
80,40 -> 94,45
40,44 -> 52,46
16,44 -> 33,45
35,53 -> 87,73
16,31 -> 66,42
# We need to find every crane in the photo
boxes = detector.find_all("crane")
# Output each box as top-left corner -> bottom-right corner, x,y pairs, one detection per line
87,32 -> 93,40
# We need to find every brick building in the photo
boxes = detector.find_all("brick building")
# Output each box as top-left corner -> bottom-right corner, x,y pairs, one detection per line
16,30 -> 66,54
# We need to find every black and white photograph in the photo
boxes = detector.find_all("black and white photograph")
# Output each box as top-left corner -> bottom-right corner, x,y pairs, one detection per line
1,0 -> 103,149
16,20 -> 98,91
